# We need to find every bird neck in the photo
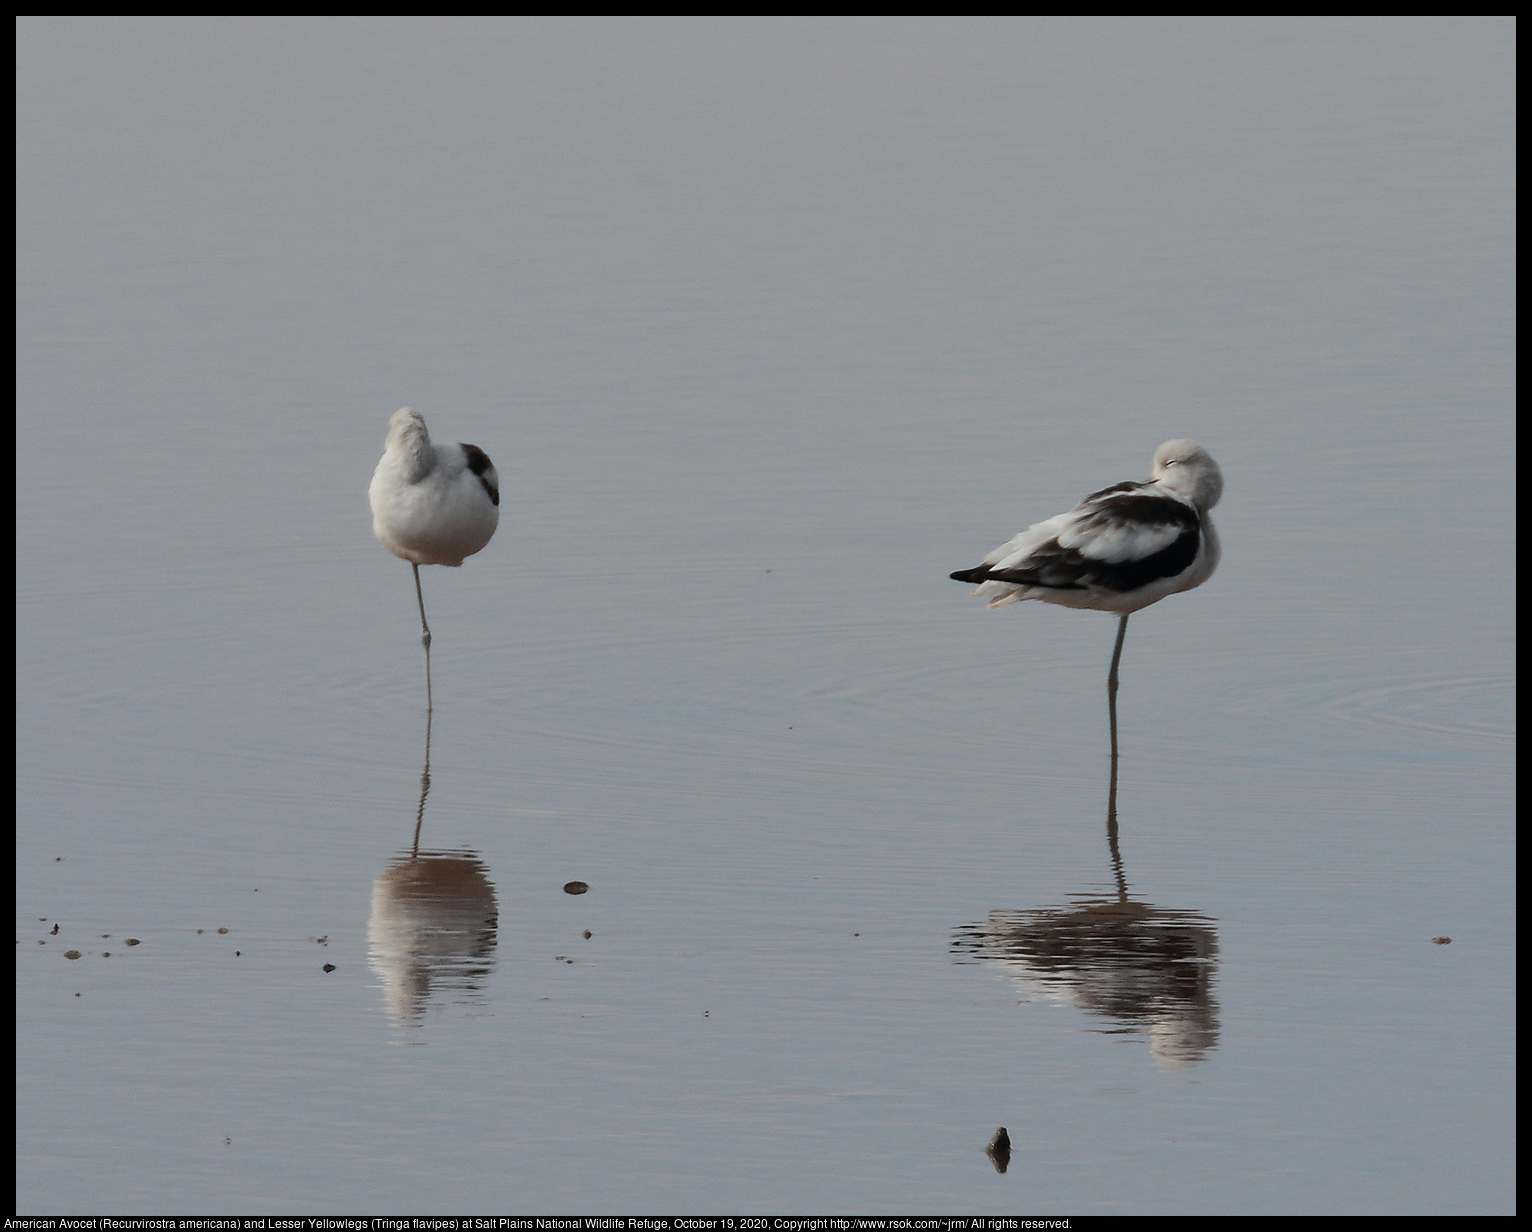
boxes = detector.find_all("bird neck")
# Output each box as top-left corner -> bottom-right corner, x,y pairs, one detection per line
1199,513 -> 1220,572
391,421 -> 435,484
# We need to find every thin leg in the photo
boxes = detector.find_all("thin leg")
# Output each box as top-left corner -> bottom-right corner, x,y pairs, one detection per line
1106,613 -> 1129,901
1106,612 -> 1128,777
412,563 -> 432,648
412,563 -> 433,713
412,703 -> 432,859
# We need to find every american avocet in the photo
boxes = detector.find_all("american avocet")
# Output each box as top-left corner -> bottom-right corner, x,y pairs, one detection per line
369,408 -> 499,704
950,439 -> 1222,738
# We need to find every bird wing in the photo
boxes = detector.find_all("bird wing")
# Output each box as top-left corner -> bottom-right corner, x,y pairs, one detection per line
953,483 -> 1200,594
1057,485 -> 1196,563
459,443 -> 499,505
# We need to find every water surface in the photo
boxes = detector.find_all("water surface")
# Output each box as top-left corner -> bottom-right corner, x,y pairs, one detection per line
17,16 -> 1514,1214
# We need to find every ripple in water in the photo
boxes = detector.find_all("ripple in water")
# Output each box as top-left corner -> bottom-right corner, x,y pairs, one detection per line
1325,676 -> 1513,748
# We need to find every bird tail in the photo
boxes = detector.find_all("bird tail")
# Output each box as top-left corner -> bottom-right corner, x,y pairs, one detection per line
950,566 -> 1029,609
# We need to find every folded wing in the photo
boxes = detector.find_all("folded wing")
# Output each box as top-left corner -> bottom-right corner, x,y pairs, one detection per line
952,484 -> 1200,596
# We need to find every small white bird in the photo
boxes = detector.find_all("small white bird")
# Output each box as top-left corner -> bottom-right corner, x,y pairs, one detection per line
951,439 -> 1223,718
369,408 -> 499,700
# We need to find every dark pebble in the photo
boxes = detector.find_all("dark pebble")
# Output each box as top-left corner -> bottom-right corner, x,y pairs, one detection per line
987,1126 -> 1012,1173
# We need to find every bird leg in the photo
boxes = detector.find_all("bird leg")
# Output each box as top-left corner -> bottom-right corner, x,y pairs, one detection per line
1107,612 -> 1128,761
412,703 -> 432,858
1109,612 -> 1133,851
412,563 -> 433,649
412,563 -> 433,713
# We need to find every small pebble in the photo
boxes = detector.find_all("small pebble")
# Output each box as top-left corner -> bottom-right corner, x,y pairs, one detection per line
65,950 -> 81,960
987,1126 -> 1012,1173
583,930 -> 592,939
125,938 -> 140,946
217,927 -> 229,935
1432,936 -> 1452,945
563,881 -> 588,895
322,964 -> 336,973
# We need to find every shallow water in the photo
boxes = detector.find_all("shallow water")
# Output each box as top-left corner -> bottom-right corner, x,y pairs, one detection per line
17,16 -> 1513,1214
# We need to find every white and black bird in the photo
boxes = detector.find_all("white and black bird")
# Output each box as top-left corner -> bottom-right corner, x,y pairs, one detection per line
950,439 -> 1223,722
369,408 -> 499,703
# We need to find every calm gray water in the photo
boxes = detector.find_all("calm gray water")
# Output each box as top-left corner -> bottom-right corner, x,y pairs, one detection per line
17,16 -> 1514,1214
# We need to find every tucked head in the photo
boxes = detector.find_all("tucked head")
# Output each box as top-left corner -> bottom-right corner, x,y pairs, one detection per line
386,406 -> 429,446
1151,439 -> 1222,509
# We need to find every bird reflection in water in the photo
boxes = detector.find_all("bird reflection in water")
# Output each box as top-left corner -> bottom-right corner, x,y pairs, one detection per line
368,703 -> 499,1029
952,680 -> 1220,1070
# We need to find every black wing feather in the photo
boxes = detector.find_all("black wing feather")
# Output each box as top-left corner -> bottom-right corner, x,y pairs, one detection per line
461,443 -> 499,506
951,488 -> 1200,593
